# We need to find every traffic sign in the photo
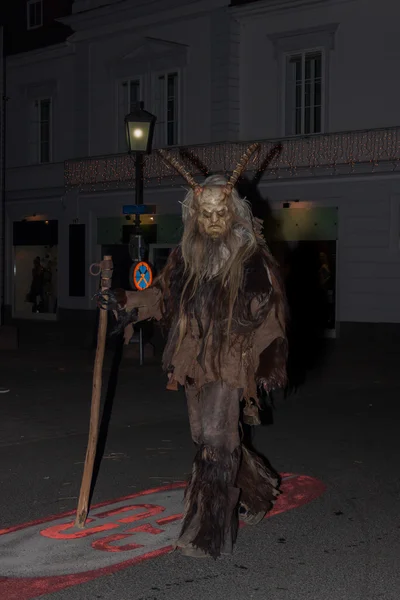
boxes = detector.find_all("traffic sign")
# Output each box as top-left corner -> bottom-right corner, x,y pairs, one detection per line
132,261 -> 153,290
122,205 -> 154,215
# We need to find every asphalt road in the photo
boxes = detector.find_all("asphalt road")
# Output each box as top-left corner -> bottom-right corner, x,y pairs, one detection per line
0,339 -> 399,599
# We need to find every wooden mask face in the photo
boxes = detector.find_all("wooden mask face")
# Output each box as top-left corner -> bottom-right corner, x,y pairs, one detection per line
195,186 -> 232,239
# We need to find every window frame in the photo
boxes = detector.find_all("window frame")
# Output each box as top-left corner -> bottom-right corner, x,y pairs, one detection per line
268,23 -> 338,137
27,0 -> 43,30
34,97 -> 52,164
125,77 -> 143,113
283,46 -> 326,137
116,76 -> 144,153
115,69 -> 182,152
151,69 -> 181,148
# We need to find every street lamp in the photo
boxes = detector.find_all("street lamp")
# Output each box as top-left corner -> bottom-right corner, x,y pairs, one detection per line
125,101 -> 157,155
124,100 -> 157,262
124,102 -> 157,364
125,102 -> 157,210
124,101 -> 156,235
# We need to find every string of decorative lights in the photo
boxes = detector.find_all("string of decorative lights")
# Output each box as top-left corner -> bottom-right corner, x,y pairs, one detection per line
64,127 -> 400,192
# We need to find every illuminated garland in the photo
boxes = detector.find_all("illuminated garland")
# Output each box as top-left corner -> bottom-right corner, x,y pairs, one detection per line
64,127 -> 400,191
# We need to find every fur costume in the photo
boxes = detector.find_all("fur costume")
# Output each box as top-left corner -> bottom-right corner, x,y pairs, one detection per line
100,144 -> 288,558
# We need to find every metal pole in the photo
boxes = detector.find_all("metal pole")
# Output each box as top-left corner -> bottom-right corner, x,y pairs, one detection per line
139,327 -> 143,366
134,152 -> 144,231
134,149 -> 144,364
0,26 -> 6,327
135,152 -> 144,206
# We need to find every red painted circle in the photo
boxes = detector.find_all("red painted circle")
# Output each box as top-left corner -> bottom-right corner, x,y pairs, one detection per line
0,474 -> 326,599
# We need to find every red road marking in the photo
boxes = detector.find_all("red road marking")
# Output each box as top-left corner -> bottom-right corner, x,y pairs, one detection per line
156,514 -> 182,525
0,475 -> 326,600
40,505 -> 166,541
91,524 -> 164,552
0,547 -> 174,600
0,483 -> 185,537
40,519 -> 117,540
96,504 -> 165,521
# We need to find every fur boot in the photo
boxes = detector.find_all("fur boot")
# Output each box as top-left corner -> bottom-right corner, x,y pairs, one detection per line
237,445 -> 280,523
221,486 -> 240,555
177,445 -> 240,559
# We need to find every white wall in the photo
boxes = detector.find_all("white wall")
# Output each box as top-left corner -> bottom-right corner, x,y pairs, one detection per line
4,185 -> 183,313
5,1 -> 234,173
8,174 -> 400,323
260,175 -> 400,323
86,14 -> 213,157
5,0 -> 400,324
239,0 -> 400,140
8,0 -> 400,172
6,46 -> 75,169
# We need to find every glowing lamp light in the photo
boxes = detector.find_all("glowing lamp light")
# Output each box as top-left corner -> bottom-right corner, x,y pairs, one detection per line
125,103 -> 157,154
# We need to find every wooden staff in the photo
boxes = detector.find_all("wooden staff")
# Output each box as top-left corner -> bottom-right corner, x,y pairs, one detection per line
75,255 -> 113,528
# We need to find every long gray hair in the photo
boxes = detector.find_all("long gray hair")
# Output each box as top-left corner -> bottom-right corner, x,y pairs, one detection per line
176,175 -> 259,349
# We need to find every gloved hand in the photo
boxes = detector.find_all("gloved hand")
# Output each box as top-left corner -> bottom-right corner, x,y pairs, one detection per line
94,288 -> 127,311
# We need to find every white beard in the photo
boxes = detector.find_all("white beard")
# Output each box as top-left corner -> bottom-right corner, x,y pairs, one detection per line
209,243 -> 231,277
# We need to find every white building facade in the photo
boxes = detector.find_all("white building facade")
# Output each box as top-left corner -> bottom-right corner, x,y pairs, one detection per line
4,0 -> 400,331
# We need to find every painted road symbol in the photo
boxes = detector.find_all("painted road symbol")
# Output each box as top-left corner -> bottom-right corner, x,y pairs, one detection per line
0,473 -> 325,600
132,261 -> 153,291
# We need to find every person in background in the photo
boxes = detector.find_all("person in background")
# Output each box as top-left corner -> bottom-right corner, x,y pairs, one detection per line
28,257 -> 44,313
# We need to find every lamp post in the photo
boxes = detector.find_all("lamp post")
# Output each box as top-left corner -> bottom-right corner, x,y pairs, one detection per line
124,102 -> 156,265
124,102 -> 157,365
125,102 -> 156,227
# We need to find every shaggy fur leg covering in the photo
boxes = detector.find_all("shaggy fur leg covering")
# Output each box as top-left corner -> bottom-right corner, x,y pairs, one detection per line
221,485 -> 240,555
177,444 -> 241,559
237,445 -> 280,515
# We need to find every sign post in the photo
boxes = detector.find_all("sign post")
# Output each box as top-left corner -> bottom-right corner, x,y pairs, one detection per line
123,205 -> 154,365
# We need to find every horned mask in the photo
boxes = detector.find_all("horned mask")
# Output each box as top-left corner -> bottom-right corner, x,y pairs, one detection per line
157,143 -> 260,239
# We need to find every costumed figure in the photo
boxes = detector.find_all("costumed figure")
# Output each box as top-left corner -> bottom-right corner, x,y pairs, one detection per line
97,144 -> 288,559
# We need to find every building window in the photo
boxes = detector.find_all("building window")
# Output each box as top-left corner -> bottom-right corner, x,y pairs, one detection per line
117,73 -> 180,151
118,79 -> 142,151
27,0 -> 43,30
126,79 -> 141,113
154,72 -> 179,147
35,98 -> 52,163
285,50 -> 324,136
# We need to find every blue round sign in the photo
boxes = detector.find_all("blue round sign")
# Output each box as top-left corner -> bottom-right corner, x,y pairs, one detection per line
132,261 -> 153,291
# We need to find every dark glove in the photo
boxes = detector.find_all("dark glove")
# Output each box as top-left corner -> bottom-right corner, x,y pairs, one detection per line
94,288 -> 127,311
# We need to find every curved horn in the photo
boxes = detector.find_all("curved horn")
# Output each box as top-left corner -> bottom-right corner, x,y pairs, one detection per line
226,143 -> 261,191
252,143 -> 283,186
179,148 -> 210,177
156,148 -> 198,189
